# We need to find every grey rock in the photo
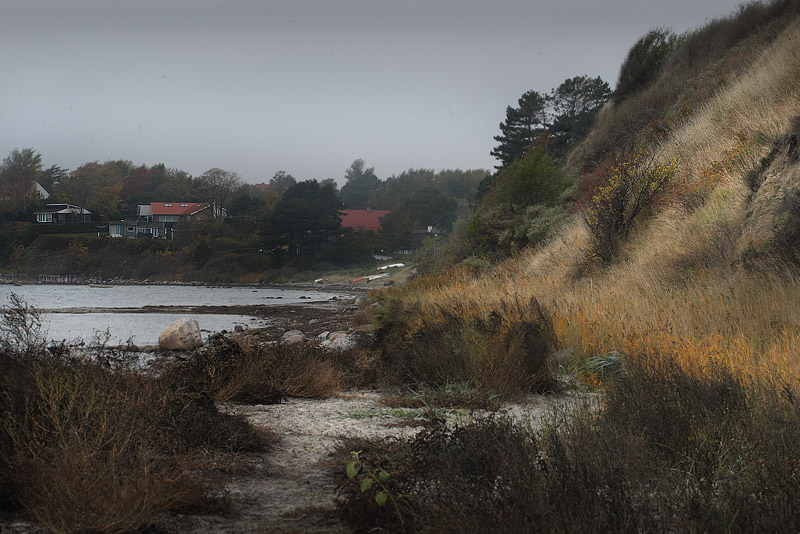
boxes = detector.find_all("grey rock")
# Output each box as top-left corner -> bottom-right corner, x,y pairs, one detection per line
329,331 -> 349,341
281,329 -> 307,341
281,334 -> 306,346
321,334 -> 356,351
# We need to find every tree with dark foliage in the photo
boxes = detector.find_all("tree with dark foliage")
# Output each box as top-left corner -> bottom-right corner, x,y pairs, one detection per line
548,75 -> 612,158
615,28 -> 678,104
490,90 -> 549,169
340,159 -> 381,209
263,180 -> 343,268
0,148 -> 43,218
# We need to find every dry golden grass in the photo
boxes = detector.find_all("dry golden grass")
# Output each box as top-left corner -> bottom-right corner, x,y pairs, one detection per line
379,21 -> 800,385
663,18 -> 800,183
187,336 -> 347,402
387,246 -> 800,380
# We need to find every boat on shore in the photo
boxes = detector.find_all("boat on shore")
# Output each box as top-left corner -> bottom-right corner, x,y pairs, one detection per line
89,284 -> 114,288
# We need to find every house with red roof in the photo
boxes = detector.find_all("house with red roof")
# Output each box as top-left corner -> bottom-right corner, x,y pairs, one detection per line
108,202 -> 226,238
340,209 -> 391,231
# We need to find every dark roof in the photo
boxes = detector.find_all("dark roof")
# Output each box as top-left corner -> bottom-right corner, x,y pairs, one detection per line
340,209 -> 391,230
150,202 -> 209,216
34,204 -> 91,215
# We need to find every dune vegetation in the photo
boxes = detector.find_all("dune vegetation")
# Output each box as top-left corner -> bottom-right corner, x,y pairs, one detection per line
337,3 -> 800,532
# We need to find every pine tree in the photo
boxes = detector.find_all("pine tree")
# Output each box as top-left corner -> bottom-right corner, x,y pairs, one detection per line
549,75 -> 612,159
490,90 -> 549,170
339,159 -> 381,208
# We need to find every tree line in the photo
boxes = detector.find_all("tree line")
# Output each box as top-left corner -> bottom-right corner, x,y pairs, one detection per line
0,147 -> 489,270
1,69 -> 618,273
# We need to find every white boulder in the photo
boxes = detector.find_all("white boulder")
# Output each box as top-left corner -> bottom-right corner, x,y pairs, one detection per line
158,318 -> 203,351
321,331 -> 356,351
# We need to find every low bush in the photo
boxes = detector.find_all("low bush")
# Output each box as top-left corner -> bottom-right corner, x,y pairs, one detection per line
0,298 -> 268,533
382,381 -> 502,412
465,203 -> 570,259
375,296 -> 559,398
178,336 -> 379,402
336,355 -> 800,533
584,146 -> 677,262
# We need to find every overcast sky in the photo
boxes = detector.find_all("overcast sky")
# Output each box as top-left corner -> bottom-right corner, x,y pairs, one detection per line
2,0 -> 747,184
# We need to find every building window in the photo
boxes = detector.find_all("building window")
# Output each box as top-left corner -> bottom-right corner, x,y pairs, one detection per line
180,203 -> 189,207
127,227 -> 135,232
164,203 -> 172,207
36,213 -> 53,223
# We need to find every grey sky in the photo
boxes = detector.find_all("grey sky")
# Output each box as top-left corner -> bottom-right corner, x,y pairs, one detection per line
3,0 -> 746,184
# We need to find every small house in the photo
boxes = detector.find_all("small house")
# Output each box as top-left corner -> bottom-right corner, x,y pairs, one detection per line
108,202 -> 226,239
140,202 -> 226,223
34,204 -> 92,223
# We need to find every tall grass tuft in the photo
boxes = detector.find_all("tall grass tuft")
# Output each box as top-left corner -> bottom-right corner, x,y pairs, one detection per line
178,335 -> 378,402
374,292 -> 559,397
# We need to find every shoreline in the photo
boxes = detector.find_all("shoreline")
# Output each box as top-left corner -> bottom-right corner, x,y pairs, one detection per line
0,278 -> 369,293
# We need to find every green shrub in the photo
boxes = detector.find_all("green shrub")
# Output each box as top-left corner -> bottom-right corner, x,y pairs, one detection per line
492,142 -> 570,208
584,147 -> 677,262
615,28 -> 678,103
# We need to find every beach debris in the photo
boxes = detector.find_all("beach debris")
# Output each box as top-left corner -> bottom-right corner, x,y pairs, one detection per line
351,274 -> 388,283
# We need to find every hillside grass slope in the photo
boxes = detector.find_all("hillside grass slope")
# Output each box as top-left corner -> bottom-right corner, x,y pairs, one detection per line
384,7 -> 800,382
338,8 -> 800,533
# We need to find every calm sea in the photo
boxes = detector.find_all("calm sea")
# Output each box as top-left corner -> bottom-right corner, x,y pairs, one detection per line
0,284 -> 350,346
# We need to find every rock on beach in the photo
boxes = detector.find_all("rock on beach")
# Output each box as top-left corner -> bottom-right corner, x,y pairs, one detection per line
159,318 -> 203,350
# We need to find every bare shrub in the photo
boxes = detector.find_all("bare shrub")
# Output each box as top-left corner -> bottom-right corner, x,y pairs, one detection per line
181,336 -> 355,401
337,355 -> 800,533
0,293 -> 44,355
0,301 -> 267,532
